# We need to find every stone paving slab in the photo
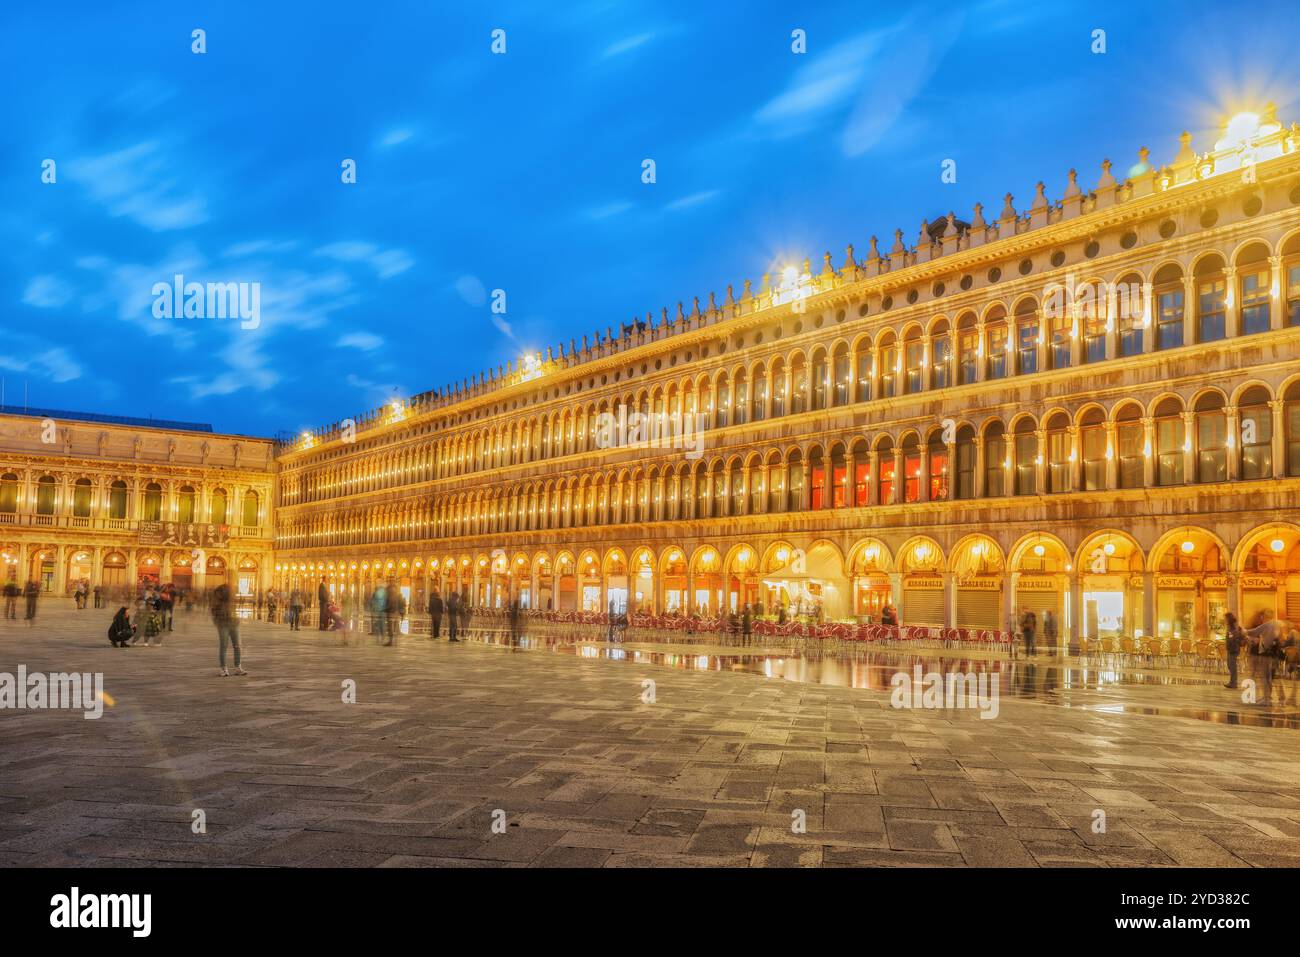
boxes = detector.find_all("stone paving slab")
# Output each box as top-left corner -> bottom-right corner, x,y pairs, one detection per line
2,606 -> 1300,867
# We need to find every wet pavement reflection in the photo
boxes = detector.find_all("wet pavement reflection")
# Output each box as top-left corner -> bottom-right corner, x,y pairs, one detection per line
469,629 -> 1300,730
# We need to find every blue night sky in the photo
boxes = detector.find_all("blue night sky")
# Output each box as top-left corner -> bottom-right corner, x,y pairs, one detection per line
4,0 -> 1298,438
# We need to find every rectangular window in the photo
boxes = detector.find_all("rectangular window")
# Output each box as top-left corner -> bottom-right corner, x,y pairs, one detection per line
905,342 -> 924,393
831,464 -> 847,508
1082,427 -> 1106,490
1240,407 -> 1273,480
880,347 -> 897,398
931,336 -> 951,390
956,441 -> 974,499
1240,269 -> 1270,335
879,458 -> 896,505
1118,310 -> 1143,357
1082,300 -> 1106,363
1047,430 -> 1070,492
1196,414 -> 1227,483
1288,264 -> 1300,328
986,325 -> 1007,379
1118,422 -> 1144,488
984,437 -> 1005,496
1198,278 -> 1226,342
810,465 -> 825,510
1017,321 -> 1038,374
854,462 -> 869,506
1157,288 -> 1184,349
958,330 -> 978,384
929,449 -> 948,500
1156,417 -> 1184,485
904,453 -> 921,502
1014,434 -> 1036,494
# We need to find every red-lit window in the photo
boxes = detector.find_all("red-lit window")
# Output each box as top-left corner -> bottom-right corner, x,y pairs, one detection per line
929,449 -> 948,500
904,451 -> 921,502
854,463 -> 870,506
879,458 -> 895,505
832,464 -> 847,507
810,465 -> 826,510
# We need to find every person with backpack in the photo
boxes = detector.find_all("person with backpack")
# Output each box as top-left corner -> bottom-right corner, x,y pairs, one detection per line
1245,610 -> 1287,706
1224,611 -> 1245,690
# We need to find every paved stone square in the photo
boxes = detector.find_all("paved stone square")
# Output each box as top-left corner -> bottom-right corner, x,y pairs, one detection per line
2,603 -> 1299,867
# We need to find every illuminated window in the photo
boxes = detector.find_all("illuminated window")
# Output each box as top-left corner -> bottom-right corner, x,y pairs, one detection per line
928,433 -> 948,501
957,320 -> 978,385
1157,286 -> 1184,350
1155,401 -> 1185,485
1017,310 -> 1040,374
1198,276 -> 1226,343
984,426 -> 1006,496
878,445 -> 896,504
855,348 -> 872,402
1081,412 -> 1106,491
1195,394 -> 1227,483
903,438 -> 921,502
930,329 -> 951,389
955,426 -> 975,500
879,342 -> 898,398
1239,387 -> 1273,480
1013,427 -> 1036,495
1239,267 -> 1270,335
904,337 -> 924,393
986,321 -> 1008,379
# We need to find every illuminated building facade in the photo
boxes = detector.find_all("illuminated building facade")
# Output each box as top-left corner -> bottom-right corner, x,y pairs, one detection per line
0,409 -> 274,598
273,110 -> 1297,643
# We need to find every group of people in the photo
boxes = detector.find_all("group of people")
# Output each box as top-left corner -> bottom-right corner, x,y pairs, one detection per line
2,580 -> 42,624
103,582 -> 184,647
1224,609 -> 1298,705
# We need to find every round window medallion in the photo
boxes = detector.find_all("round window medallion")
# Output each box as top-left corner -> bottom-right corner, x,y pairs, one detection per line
1242,195 -> 1262,217
1159,219 -> 1177,239
1018,258 -> 1033,275
1050,251 -> 1065,268
1084,240 -> 1100,258
1120,231 -> 1137,249
987,267 -> 1001,283
960,275 -> 973,291
1200,208 -> 1219,229
857,303 -> 869,317
906,289 -> 919,304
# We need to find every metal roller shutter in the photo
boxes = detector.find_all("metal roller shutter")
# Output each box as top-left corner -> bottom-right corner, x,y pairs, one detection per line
956,589 -> 1002,630
902,588 -> 945,626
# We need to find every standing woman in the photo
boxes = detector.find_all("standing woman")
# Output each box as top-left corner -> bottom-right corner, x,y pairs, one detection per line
212,584 -> 247,677
1224,612 -> 1244,690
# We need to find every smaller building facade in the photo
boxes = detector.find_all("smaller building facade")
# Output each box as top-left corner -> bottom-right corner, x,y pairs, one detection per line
0,408 -> 275,598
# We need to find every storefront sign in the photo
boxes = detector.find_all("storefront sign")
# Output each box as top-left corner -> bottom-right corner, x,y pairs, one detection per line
1016,577 -> 1057,591
1128,576 -> 1145,589
1204,575 -> 1229,589
138,522 -> 230,548
906,576 -> 943,589
1241,575 -> 1277,590
957,577 -> 1001,590
1156,575 -> 1196,589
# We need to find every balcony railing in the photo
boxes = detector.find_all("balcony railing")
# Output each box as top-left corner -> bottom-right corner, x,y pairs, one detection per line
0,512 -> 268,538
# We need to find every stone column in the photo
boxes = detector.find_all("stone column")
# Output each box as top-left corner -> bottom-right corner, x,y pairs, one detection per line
1067,425 -> 1080,492
918,446 -> 930,503
973,436 -> 985,498
1224,265 -> 1239,338
1271,398 -> 1286,479
943,571 -> 956,628
1034,429 -> 1047,493
1270,255 -> 1285,331
1181,410 -> 1196,484
1068,570 -> 1083,653
1141,281 -> 1156,354
1182,273 -> 1197,345
891,448 -> 903,504
1105,423 -> 1118,488
975,322 -> 987,383
1004,571 -> 1019,636
1142,418 -> 1156,487
867,451 -> 880,506
1226,405 -> 1240,481
759,464 -> 770,513
1142,571 -> 1155,639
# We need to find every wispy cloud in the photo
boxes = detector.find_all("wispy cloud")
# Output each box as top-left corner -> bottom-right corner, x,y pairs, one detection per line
0,337 -> 82,383
337,331 -> 384,351
378,127 -> 415,149
65,141 -> 208,231
666,190 -> 720,212
586,200 -> 633,221
316,241 -> 414,279
23,275 -> 74,308
601,32 -> 656,59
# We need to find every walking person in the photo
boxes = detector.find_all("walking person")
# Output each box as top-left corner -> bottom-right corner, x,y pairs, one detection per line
1020,607 -> 1038,657
1042,609 -> 1058,655
266,589 -> 277,625
316,578 -> 328,631
446,590 -> 461,642
428,590 -> 443,639
1224,611 -> 1245,690
742,602 -> 753,646
23,579 -> 39,626
460,590 -> 472,638
3,580 -> 17,619
370,584 -> 387,640
92,584 -> 101,609
289,589 -> 303,631
211,584 -> 246,677
383,579 -> 404,646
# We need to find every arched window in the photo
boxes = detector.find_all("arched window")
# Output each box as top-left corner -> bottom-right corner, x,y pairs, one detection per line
1238,386 -> 1273,480
787,452 -> 805,511
1116,404 -> 1144,488
927,431 -> 948,500
36,475 -> 56,515
1195,394 -> 1227,483
142,482 -> 162,521
751,365 -> 767,422
878,335 -> 898,398
809,448 -> 826,510
832,345 -> 850,406
1286,234 -> 1300,327
852,439 -> 870,506
1237,243 -> 1271,336
1287,381 -> 1300,475
1045,413 -> 1070,493
0,473 -> 17,513
1154,263 -> 1185,350
73,478 -> 92,517
810,351 -> 827,410
729,461 -> 744,514
983,423 -> 1006,496
1080,282 -> 1106,363
854,341 -> 872,402
1016,299 -> 1040,374
694,466 -> 710,518
178,485 -> 195,523
108,480 -> 128,519
749,461 -> 764,513
830,446 -> 847,507
985,307 -> 1008,380
930,321 -> 951,390
903,329 -> 924,394
714,374 -> 729,429
767,455 -> 785,512
902,435 -> 921,502
1116,273 -> 1145,357
1154,398 -> 1185,485
1080,409 -> 1106,491
771,360 -> 787,417
1195,255 -> 1227,343
211,488 -> 228,525
242,490 -> 259,527
1013,420 -> 1037,495
956,314 -> 978,385
877,439 -> 896,504
790,356 -> 807,415
954,426 -> 976,500
733,371 -> 748,426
